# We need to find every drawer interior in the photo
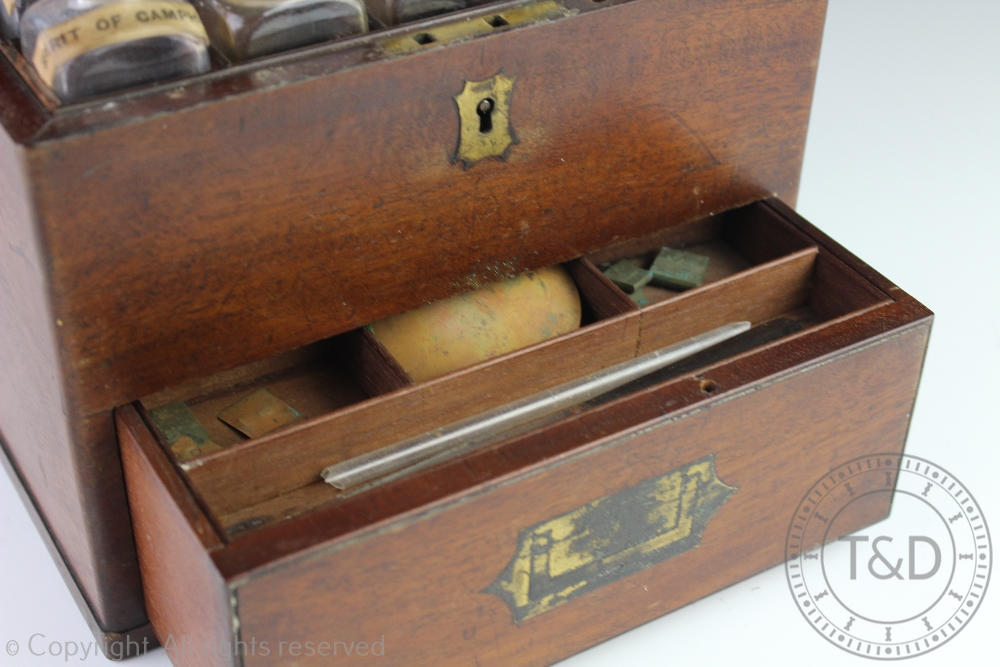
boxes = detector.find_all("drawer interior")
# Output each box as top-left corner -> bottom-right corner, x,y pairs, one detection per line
140,256 -> 635,458
133,200 -> 891,539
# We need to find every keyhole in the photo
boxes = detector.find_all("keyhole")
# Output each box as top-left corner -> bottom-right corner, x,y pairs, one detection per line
477,98 -> 495,133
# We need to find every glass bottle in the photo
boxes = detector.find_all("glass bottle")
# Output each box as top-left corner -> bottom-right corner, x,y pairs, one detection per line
20,0 -> 211,102
1,0 -> 28,38
366,0 -> 494,26
191,0 -> 367,62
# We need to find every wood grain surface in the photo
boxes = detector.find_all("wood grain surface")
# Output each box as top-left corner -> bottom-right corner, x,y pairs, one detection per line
229,322 -> 930,666
118,406 -> 234,667
181,310 -> 642,516
0,129 -> 147,632
22,0 -> 827,416
180,244 -> 815,523
0,0 -> 831,653
111,205 -> 932,666
159,201 -> 826,527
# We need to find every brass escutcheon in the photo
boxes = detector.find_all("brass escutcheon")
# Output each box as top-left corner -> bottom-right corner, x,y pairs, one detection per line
452,72 -> 517,168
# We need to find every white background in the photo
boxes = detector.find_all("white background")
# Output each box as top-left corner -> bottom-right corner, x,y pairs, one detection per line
2,1 -> 997,665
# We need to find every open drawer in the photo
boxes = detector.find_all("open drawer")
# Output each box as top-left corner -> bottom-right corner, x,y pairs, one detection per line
117,199 -> 931,665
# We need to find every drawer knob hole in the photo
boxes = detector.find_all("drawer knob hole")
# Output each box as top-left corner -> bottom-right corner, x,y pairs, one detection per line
700,379 -> 719,395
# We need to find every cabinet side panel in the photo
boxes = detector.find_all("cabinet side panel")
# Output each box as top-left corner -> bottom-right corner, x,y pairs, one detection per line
234,323 -> 928,666
0,135 -> 147,633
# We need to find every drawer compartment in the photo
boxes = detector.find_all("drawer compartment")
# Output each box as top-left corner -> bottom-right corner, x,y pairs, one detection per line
118,200 -> 930,665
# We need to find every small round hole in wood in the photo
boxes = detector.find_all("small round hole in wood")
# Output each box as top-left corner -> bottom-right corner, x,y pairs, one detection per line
700,379 -> 719,395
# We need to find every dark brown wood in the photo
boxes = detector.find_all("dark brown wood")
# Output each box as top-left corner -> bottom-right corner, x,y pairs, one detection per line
636,247 -> 821,354
0,129 -> 147,635
117,406 -> 234,667
16,0 -> 827,416
141,254 -> 635,471
585,317 -> 806,406
0,43 -> 51,138
152,358 -> 371,452
764,197 -> 910,295
180,310 -> 643,517
141,337 -> 345,409
809,251 -> 892,320
109,203 -> 932,666
587,200 -> 818,269
231,322 -> 929,667
142,207 -> 896,539
212,300 -> 932,574
350,328 -> 416,397
720,200 -> 818,263
584,199 -> 819,305
144,208 -> 824,526
0,0 -> 835,656
564,258 -> 639,320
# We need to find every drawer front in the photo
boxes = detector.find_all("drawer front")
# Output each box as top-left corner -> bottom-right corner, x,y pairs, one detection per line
231,326 -> 927,666
120,318 -> 929,665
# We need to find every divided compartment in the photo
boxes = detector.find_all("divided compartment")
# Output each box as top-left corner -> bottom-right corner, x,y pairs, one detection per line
587,200 -> 890,354
0,0 -> 573,108
137,257 -> 638,531
134,200 -> 892,539
140,258 -> 633,458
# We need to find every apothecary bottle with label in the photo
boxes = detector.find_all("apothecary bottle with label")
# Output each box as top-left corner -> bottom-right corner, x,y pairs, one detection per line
366,0 -> 493,26
191,0 -> 367,62
20,0 -> 211,102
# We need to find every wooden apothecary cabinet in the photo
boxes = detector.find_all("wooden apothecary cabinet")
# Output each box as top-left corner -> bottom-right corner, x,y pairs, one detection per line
0,0 -> 930,663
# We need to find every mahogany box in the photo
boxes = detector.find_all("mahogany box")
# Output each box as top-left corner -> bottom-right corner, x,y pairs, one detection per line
0,0 -> 931,663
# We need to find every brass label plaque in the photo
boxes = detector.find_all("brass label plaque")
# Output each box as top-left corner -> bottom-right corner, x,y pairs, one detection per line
486,455 -> 736,622
452,72 -> 517,168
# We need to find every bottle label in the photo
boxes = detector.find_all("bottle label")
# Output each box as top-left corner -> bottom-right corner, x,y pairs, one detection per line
30,1 -> 208,88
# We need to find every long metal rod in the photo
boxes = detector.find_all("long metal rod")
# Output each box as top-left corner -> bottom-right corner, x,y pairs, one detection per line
321,321 -> 750,490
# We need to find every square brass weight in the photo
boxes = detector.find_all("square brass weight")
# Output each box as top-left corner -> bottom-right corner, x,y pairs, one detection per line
218,389 -> 302,438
